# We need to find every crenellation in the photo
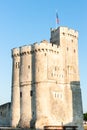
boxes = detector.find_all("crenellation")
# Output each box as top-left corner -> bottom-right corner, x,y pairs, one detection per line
12,48 -> 20,57
19,42 -> 60,57
51,27 -> 78,39
51,27 -> 78,38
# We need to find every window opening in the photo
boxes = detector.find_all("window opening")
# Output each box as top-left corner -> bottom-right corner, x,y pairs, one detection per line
30,90 -> 33,96
20,92 -> 22,98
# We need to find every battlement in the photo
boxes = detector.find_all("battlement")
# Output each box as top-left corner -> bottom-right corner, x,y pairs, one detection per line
12,48 -> 20,57
12,41 -> 60,57
51,26 -> 78,38
12,26 -> 78,58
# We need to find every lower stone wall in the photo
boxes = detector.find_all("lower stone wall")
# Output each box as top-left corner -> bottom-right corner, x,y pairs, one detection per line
0,128 -> 35,130
0,103 -> 11,126
71,81 -> 84,130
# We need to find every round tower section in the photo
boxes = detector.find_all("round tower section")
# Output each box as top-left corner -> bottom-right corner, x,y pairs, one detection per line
34,42 -> 52,129
11,48 -> 20,127
34,42 -> 48,82
19,45 -> 32,128
34,42 -> 64,129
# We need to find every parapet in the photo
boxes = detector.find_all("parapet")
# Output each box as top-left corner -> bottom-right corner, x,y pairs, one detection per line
20,45 -> 32,55
12,26 -> 78,57
51,26 -> 78,38
11,40 -> 60,57
12,48 -> 20,57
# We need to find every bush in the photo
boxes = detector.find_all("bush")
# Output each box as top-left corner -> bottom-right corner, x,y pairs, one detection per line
83,113 -> 87,121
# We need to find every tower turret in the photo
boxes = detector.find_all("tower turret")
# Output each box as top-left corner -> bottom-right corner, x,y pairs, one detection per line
50,27 -> 79,83
11,48 -> 20,127
19,45 -> 32,128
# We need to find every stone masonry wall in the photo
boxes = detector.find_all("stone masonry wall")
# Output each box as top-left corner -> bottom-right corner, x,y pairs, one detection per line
0,103 -> 11,126
11,27 -> 83,130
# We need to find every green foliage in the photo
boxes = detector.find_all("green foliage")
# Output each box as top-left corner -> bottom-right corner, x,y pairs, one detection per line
83,113 -> 87,121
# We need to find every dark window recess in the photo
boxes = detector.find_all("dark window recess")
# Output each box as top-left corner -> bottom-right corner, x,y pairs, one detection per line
33,111 -> 34,115
20,92 -> 22,98
30,90 -> 33,96
45,53 -> 46,56
55,66 -> 57,71
16,62 -> 20,69
1,112 -> 2,116
16,62 -> 17,68
9,104 -> 10,109
67,47 -> 69,51
71,39 -> 73,42
63,32 -> 65,35
18,62 -> 20,68
28,65 -> 30,69
74,49 -> 76,53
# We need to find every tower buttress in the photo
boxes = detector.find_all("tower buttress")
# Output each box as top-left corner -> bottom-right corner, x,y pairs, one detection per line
11,48 -> 20,127
19,46 -> 32,128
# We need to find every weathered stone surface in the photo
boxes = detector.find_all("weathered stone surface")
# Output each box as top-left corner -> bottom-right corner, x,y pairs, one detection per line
0,103 -> 11,127
0,127 -> 35,130
0,27 -> 83,130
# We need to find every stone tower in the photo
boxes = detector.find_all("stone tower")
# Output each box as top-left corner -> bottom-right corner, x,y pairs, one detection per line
11,26 -> 83,130
11,48 -> 20,127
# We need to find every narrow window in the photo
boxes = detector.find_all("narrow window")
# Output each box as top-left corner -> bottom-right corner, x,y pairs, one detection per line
20,92 -> 22,98
55,66 -> 57,71
16,62 -> 20,69
33,111 -> 34,115
74,49 -> 76,53
1,112 -> 2,116
30,90 -> 33,96
16,62 -> 18,68
71,39 -> 73,42
18,62 -> 20,68
28,65 -> 30,69
67,47 -> 69,51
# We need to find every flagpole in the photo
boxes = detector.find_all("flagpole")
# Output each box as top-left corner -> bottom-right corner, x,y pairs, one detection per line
56,10 -> 57,29
56,10 -> 59,29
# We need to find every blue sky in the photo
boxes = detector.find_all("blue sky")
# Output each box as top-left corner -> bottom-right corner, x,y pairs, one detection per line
0,0 -> 87,113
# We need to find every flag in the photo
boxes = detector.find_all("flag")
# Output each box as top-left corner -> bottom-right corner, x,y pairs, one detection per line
56,12 -> 59,24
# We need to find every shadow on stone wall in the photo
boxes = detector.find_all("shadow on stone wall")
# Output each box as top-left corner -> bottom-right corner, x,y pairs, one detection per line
30,45 -> 37,128
69,81 -> 83,130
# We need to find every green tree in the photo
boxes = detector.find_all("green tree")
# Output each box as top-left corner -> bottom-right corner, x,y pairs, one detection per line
83,113 -> 87,121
